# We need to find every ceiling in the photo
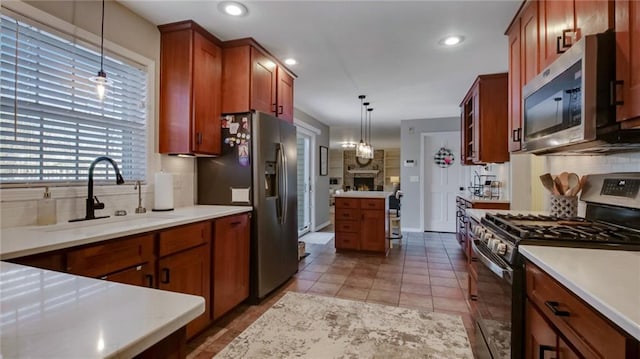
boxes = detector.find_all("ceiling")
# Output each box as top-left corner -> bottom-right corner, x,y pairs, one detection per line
119,0 -> 521,148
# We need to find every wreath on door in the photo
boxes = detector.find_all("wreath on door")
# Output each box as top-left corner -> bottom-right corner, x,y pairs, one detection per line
434,147 -> 455,168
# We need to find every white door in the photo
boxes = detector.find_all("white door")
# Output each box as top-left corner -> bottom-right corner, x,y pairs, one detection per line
422,132 -> 465,232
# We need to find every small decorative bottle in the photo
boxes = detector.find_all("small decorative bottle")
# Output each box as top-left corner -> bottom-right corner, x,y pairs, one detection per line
37,187 -> 57,225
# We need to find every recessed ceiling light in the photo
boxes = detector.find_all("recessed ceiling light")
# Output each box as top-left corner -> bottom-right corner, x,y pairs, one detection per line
218,1 -> 248,17
439,35 -> 464,46
284,58 -> 297,66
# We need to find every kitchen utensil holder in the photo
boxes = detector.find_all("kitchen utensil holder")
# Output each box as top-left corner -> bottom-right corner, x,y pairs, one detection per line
550,195 -> 578,218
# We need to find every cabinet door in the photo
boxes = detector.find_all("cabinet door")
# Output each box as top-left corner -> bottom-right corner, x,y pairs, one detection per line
539,0 -> 575,70
574,0 -> 614,39
102,263 -> 155,288
558,337 -> 581,359
471,86 -> 481,163
276,67 -> 294,122
359,209 -> 386,252
522,1 -> 540,85
251,47 -> 277,115
158,243 -> 211,339
213,214 -> 250,319
192,32 -> 221,155
525,300 -> 558,359
507,17 -> 523,152
616,0 -> 640,125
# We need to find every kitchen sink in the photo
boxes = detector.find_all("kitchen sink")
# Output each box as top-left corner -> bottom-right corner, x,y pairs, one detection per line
35,213 -> 183,233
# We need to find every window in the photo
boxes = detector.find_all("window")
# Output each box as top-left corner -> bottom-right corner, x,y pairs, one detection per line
0,11 -> 148,185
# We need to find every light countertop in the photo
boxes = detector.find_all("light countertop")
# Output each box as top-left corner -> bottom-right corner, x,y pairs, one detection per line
520,246 -> 640,341
457,194 -> 510,204
0,261 -> 204,358
334,191 -> 393,199
0,205 -> 252,260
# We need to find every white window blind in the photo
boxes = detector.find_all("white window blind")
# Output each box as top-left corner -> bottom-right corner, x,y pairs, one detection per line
0,12 -> 147,184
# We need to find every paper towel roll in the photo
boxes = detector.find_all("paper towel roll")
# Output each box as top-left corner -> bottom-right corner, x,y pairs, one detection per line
153,172 -> 174,211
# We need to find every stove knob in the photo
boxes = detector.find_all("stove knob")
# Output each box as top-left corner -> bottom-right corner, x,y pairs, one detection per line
497,243 -> 507,255
489,238 -> 500,251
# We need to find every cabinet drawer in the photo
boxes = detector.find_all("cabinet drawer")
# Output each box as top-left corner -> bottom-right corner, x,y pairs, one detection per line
335,220 -> 359,233
360,198 -> 384,209
67,234 -> 154,278
335,209 -> 359,220
335,198 -> 359,209
335,232 -> 359,250
159,221 -> 211,257
526,262 -> 630,358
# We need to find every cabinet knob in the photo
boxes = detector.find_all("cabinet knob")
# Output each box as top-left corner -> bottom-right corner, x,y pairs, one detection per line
278,105 -> 283,115
145,274 -> 154,288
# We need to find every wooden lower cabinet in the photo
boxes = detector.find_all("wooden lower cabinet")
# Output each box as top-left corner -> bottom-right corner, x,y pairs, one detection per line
213,213 -> 250,319
103,263 -> 155,288
525,261 -> 639,359
159,243 -> 211,340
334,197 -> 388,254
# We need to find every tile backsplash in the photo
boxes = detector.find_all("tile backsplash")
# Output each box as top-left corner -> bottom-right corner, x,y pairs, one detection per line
0,156 -> 195,228
543,152 -> 640,215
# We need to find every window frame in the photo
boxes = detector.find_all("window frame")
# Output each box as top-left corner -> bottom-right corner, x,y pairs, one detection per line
0,2 -> 155,190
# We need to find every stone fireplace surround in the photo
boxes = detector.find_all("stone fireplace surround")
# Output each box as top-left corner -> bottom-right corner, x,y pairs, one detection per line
343,150 -> 384,191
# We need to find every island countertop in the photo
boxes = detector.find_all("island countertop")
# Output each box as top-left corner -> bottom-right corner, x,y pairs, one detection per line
0,205 -> 252,260
334,191 -> 393,199
0,261 -> 204,358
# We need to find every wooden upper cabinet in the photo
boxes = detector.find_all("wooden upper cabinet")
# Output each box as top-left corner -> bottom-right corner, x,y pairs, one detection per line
222,40 -> 296,122
460,74 -> 509,164
615,0 -> 640,127
506,0 -> 539,153
507,18 -> 523,152
251,47 -> 278,114
539,0 -> 614,70
539,0 -> 575,70
277,67 -> 294,122
158,21 -> 222,155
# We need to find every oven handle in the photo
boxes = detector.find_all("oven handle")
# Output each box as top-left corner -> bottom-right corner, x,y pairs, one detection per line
472,240 -> 513,284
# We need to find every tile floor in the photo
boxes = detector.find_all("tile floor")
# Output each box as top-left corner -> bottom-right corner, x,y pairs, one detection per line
187,231 -> 477,358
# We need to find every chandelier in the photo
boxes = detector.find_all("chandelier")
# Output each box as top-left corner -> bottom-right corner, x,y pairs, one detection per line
356,95 -> 374,159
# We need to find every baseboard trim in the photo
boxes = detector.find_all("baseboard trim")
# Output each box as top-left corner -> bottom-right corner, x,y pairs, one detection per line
314,221 -> 331,231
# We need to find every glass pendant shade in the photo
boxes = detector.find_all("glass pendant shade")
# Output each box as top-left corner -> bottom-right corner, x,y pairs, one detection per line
356,140 -> 367,158
90,70 -> 109,100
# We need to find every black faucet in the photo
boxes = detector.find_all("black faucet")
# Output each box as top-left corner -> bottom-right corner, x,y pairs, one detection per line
70,156 -> 125,222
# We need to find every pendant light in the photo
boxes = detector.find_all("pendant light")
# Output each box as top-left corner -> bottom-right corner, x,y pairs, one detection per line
90,0 -> 109,100
356,95 -> 367,158
362,102 -> 372,159
366,107 -> 374,159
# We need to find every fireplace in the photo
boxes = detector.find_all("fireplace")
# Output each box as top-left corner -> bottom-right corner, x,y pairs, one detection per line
354,177 -> 375,191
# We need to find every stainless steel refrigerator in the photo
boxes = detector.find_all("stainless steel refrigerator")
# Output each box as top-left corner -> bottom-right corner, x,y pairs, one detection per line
197,111 -> 298,301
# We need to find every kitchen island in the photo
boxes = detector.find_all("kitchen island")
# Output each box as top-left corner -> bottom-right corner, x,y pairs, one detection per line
334,191 -> 392,254
0,261 -> 204,358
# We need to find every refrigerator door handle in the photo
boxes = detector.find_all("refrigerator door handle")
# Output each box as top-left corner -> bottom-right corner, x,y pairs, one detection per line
280,142 -> 288,224
275,143 -> 283,223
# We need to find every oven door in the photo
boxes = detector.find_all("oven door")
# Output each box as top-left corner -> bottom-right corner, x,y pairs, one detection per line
472,240 -> 513,359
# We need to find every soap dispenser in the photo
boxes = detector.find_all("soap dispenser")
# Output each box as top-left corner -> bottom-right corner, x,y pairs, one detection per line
37,187 -> 57,225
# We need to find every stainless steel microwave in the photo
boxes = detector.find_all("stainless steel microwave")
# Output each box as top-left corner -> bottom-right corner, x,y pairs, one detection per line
522,32 -> 640,154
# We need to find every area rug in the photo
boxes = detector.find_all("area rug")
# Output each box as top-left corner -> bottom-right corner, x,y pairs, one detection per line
213,292 -> 473,359
299,232 -> 334,245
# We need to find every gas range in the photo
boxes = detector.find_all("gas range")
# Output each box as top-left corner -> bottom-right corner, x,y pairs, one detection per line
474,173 -> 640,266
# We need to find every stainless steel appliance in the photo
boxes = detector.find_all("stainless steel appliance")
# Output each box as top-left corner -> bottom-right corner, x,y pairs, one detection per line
471,172 -> 640,359
197,111 -> 298,301
522,32 -> 640,154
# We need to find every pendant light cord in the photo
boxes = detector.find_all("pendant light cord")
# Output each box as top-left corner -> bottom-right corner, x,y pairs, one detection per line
100,0 -> 105,72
